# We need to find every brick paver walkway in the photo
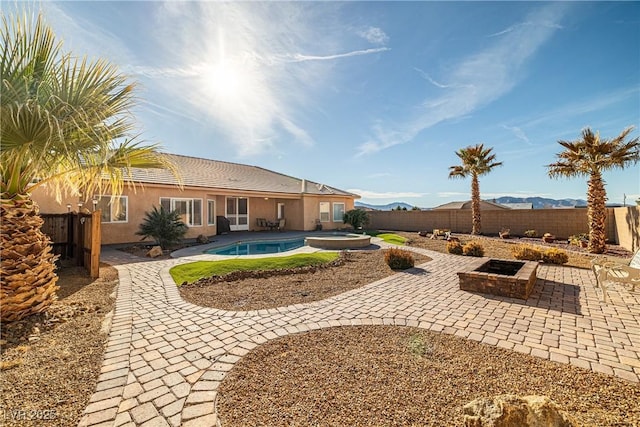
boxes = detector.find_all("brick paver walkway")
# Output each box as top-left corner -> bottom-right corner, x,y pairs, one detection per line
80,244 -> 640,427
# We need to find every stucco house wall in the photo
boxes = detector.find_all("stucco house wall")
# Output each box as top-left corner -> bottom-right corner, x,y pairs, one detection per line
30,154 -> 359,245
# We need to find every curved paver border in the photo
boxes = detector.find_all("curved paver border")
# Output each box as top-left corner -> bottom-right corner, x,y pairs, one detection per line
80,245 -> 640,427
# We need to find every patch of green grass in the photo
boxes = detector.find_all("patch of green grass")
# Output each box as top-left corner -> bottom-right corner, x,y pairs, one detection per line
170,252 -> 339,285
376,233 -> 407,245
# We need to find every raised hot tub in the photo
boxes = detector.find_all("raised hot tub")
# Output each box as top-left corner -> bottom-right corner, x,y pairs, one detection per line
305,233 -> 371,250
457,258 -> 538,300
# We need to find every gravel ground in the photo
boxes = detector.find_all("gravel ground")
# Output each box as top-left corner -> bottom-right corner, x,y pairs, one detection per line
398,232 -> 633,269
0,264 -> 117,427
217,326 -> 640,427
179,250 -> 431,311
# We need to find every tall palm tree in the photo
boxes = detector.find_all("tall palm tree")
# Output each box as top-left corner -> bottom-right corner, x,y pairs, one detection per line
1,11 -> 178,321
449,144 -> 502,235
547,127 -> 639,254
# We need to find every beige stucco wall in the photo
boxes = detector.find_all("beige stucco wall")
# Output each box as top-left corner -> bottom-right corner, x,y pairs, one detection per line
32,184 -> 358,244
301,195 -> 355,231
612,206 -> 640,252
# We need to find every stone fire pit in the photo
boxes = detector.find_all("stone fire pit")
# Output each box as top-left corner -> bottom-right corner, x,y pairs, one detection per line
457,258 -> 538,300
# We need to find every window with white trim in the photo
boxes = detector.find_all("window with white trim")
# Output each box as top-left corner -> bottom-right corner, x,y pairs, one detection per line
160,197 -> 202,227
333,202 -> 345,222
95,195 -> 127,223
207,199 -> 216,225
319,202 -> 330,222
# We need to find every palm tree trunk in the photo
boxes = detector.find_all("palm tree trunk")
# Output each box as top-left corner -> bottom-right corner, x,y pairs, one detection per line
587,172 -> 607,254
471,173 -> 481,235
1,197 -> 59,322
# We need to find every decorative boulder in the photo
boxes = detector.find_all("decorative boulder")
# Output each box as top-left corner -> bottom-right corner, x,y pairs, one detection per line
196,234 -> 209,244
147,246 -> 163,258
463,395 -> 577,427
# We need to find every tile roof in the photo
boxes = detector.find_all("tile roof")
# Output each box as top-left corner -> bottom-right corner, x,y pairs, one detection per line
129,153 -> 358,198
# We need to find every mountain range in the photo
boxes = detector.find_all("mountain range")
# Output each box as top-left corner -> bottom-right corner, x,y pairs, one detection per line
355,197 -> 588,211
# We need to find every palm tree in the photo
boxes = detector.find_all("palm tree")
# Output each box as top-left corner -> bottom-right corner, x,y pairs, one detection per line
547,127 -> 639,254
1,11 -> 178,321
449,144 -> 503,235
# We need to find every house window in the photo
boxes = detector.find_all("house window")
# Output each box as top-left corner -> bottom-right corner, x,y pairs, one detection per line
95,195 -> 127,223
319,202 -> 330,222
207,199 -> 216,225
160,197 -> 202,227
333,202 -> 345,222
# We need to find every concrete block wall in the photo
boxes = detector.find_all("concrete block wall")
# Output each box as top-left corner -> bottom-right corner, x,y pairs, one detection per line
368,207 -> 639,251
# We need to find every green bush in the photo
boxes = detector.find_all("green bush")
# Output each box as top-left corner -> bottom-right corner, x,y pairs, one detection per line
384,248 -> 415,270
542,248 -> 569,265
446,240 -> 463,255
512,244 -> 542,261
342,209 -> 370,230
524,229 -> 538,238
462,241 -> 484,257
136,206 -> 188,249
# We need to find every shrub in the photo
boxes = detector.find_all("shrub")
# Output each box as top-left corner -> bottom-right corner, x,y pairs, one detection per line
136,206 -> 188,249
542,248 -> 569,265
568,233 -> 589,246
462,241 -> 484,257
384,248 -> 415,270
512,244 -> 542,261
524,229 -> 537,238
343,209 -> 370,230
446,240 -> 463,255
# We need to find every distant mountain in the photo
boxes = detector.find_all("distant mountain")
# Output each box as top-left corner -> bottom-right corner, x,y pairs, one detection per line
492,196 -> 587,209
355,201 -> 418,211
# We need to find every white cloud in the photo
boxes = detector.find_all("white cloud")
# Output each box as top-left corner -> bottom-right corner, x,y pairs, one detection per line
358,27 -> 389,45
283,47 -> 390,62
347,189 -> 427,199
488,21 -> 563,38
357,3 -> 570,156
501,124 -> 531,144
147,3 -> 389,156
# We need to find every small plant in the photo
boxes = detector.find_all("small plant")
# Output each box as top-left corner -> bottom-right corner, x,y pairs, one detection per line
384,248 -> 415,269
407,333 -> 433,357
462,241 -> 484,257
136,206 -> 188,249
524,230 -> 538,238
446,240 -> 463,255
542,248 -> 569,265
512,244 -> 542,261
568,233 -> 589,246
342,209 -> 370,231
542,232 -> 556,243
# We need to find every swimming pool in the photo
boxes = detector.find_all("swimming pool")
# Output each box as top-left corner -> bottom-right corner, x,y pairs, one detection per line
204,238 -> 306,256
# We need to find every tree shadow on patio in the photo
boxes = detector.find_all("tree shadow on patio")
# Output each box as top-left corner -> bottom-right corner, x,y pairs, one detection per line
480,279 -> 583,316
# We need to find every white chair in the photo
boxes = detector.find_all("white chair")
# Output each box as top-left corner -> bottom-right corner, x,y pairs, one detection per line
591,249 -> 640,302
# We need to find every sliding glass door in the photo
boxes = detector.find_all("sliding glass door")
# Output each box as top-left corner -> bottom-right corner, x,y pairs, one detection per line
226,197 -> 249,231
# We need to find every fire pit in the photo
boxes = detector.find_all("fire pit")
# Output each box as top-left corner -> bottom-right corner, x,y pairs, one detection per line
457,258 -> 538,300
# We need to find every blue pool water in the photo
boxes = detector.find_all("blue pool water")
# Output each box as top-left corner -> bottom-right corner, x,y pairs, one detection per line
204,238 -> 306,256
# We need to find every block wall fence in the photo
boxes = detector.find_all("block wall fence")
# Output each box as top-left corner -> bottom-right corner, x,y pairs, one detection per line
367,206 -> 640,252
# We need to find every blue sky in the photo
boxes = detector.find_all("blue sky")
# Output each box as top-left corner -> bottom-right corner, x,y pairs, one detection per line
30,2 -> 640,207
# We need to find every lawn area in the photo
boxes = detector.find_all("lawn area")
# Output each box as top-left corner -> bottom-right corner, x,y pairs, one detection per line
170,252 -> 340,284
366,231 -> 407,245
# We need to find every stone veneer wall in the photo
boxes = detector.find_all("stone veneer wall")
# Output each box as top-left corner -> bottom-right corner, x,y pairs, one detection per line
368,206 -> 640,251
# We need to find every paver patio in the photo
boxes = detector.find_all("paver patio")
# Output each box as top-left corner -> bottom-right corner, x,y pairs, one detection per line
79,240 -> 640,427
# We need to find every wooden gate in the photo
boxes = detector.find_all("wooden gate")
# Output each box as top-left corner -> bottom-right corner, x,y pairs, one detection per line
40,211 -> 102,278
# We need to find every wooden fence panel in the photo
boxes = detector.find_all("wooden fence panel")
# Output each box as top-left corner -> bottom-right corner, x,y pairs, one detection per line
41,212 -> 101,277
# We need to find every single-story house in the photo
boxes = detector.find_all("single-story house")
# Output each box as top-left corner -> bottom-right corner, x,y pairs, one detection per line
432,200 -> 510,210
498,203 -> 533,210
31,153 -> 360,245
